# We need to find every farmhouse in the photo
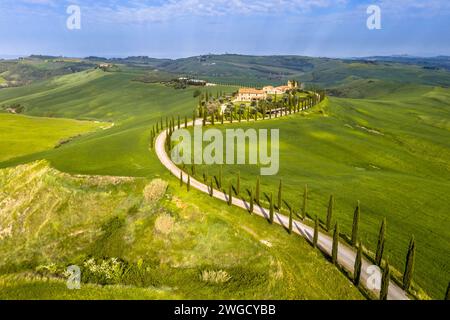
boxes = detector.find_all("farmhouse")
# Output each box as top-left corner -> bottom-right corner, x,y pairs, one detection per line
235,80 -> 300,101
235,88 -> 267,101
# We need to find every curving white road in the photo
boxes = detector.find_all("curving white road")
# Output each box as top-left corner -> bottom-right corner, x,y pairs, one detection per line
154,101 -> 410,300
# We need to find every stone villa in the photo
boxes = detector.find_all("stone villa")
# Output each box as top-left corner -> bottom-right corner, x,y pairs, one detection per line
235,80 -> 299,102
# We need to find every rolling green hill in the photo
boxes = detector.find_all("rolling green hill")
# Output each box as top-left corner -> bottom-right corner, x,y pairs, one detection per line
184,87 -> 450,299
0,55 -> 448,299
0,161 -> 363,300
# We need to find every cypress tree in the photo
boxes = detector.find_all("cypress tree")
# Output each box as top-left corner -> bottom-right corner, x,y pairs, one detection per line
180,171 -> 183,187
380,262 -> 390,300
184,116 -> 188,128
221,113 -> 224,124
445,282 -> 450,300
375,218 -> 386,266
187,175 -> 190,192
191,164 -> 195,176
288,206 -> 293,234
332,223 -> 339,265
236,171 -> 240,195
255,176 -> 260,204
403,236 -> 416,291
302,184 -> 308,219
277,179 -> 282,211
269,192 -> 274,224
228,184 -> 233,206
211,113 -> 215,125
326,195 -> 334,231
351,201 -> 360,246
209,179 -> 214,197
219,165 -> 223,189
249,188 -> 254,214
353,242 -> 362,286
313,215 -> 319,248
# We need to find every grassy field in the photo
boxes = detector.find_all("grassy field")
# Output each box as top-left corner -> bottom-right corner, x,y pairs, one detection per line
0,161 -> 363,300
181,87 -> 450,299
0,113 -> 106,162
0,69 -> 237,176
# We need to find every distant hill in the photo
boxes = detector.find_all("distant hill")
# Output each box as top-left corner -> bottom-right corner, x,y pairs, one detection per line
1,54 -> 449,94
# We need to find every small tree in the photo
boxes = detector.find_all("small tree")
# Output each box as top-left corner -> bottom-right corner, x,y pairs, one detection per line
302,184 -> 308,219
332,223 -> 339,265
376,218 -> 386,266
187,175 -> 191,192
277,179 -> 282,211
353,242 -> 362,286
209,179 -> 213,197
185,116 -> 188,128
403,236 -> 416,291
313,216 -> 319,248
218,165 -> 223,189
269,192 -> 274,224
326,195 -> 334,231
236,171 -> 241,195
228,184 -> 233,206
249,188 -> 254,214
351,201 -> 360,246
380,262 -> 390,300
180,171 -> 183,187
255,176 -> 260,204
288,206 -> 293,234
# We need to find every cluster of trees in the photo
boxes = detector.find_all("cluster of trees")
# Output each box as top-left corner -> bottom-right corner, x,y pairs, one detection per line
178,169 -> 428,300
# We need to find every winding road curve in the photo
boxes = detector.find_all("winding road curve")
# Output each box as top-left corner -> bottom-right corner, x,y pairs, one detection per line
154,102 -> 410,300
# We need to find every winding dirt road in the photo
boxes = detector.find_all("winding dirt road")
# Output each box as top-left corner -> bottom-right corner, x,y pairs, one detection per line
154,103 -> 410,300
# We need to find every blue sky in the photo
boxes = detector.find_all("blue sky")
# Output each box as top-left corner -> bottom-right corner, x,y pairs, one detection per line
0,0 -> 449,58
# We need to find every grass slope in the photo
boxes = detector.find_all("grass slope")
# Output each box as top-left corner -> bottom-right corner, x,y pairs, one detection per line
0,113 -> 105,162
0,161 -> 363,300
183,87 -> 450,299
0,69 -> 237,176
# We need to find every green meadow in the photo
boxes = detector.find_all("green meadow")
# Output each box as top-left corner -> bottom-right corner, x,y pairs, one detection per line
0,161 -> 363,300
186,87 -> 450,299
0,58 -> 448,299
0,113 -> 105,162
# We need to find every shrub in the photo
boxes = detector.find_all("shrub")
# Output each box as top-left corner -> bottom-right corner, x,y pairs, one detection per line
143,179 -> 168,203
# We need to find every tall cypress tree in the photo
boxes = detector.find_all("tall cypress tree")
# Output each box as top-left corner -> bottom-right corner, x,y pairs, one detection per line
403,236 -> 416,291
332,223 -> 339,265
380,262 -> 391,300
228,184 -> 233,206
187,175 -> 190,192
302,184 -> 308,219
209,179 -> 213,197
249,188 -> 254,214
277,179 -> 282,211
255,176 -> 260,205
288,206 -> 293,234
353,242 -> 362,286
269,193 -> 274,224
218,165 -> 222,189
180,171 -> 183,187
376,218 -> 386,266
351,201 -> 360,246
326,195 -> 334,231
313,215 -> 319,248
236,171 -> 240,195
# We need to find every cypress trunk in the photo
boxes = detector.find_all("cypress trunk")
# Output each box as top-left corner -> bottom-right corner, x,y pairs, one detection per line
354,243 -> 362,286
380,262 -> 390,300
313,216 -> 319,248
375,218 -> 386,266
351,201 -> 360,246
332,223 -> 339,265
326,195 -> 334,231
403,236 -> 416,291
288,206 -> 293,234
269,193 -> 274,224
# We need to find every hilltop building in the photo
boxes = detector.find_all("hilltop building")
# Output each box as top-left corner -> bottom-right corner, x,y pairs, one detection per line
235,80 -> 300,102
